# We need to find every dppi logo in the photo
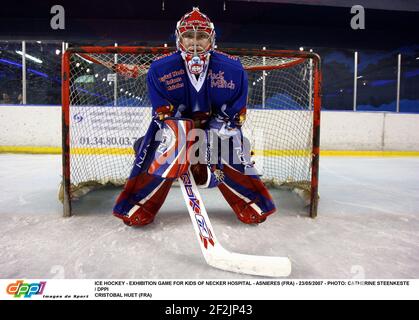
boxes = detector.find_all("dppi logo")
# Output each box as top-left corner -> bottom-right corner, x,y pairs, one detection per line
6,280 -> 46,298
73,113 -> 83,123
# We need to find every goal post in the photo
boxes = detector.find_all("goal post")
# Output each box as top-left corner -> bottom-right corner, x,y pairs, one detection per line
61,46 -> 321,218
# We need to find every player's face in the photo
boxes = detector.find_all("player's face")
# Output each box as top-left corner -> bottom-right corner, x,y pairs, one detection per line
180,30 -> 211,53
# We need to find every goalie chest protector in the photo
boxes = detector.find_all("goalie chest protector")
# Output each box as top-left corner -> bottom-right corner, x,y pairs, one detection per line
147,51 -> 248,120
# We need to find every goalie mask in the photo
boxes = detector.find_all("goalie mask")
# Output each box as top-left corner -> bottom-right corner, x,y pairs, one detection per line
176,7 -> 215,75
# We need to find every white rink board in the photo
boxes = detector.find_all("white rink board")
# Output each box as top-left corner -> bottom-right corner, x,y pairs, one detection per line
1,106 -> 419,151
70,106 -> 151,149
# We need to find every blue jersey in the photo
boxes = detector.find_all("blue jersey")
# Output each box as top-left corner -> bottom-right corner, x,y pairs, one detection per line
146,51 -> 248,121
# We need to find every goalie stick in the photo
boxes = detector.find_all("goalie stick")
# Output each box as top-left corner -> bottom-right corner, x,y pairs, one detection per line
178,169 -> 292,277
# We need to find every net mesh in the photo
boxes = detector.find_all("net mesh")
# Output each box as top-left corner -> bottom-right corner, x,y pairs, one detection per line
62,49 -> 315,201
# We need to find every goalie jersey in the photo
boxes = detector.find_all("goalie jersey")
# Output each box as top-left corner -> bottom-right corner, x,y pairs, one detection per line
147,50 -> 248,121
113,50 -> 276,227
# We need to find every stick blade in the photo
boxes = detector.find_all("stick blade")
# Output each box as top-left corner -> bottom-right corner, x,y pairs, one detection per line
206,250 -> 292,277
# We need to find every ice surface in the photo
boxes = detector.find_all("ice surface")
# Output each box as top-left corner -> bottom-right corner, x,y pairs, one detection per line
0,154 -> 418,279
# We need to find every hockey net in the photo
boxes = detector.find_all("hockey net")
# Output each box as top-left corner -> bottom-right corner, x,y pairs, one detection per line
61,47 -> 321,217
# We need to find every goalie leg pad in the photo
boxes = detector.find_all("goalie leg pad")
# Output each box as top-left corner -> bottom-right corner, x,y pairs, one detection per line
217,164 -> 276,224
113,173 -> 173,226
130,117 -> 194,180
113,118 -> 193,226
147,118 -> 194,179
129,119 -> 162,179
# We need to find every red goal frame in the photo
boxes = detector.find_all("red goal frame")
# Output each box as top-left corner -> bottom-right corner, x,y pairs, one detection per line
61,46 -> 321,218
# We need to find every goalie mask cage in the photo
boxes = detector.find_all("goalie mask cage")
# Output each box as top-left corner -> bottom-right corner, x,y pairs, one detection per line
61,47 -> 321,218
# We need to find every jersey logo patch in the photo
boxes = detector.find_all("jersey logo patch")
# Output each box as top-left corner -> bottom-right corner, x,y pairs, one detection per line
159,69 -> 185,91
208,70 -> 235,90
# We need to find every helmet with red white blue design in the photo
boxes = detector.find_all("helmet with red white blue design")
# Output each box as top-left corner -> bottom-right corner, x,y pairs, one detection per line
175,7 -> 215,75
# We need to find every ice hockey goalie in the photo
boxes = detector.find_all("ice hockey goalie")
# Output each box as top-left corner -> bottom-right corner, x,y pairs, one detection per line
113,7 -> 276,226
